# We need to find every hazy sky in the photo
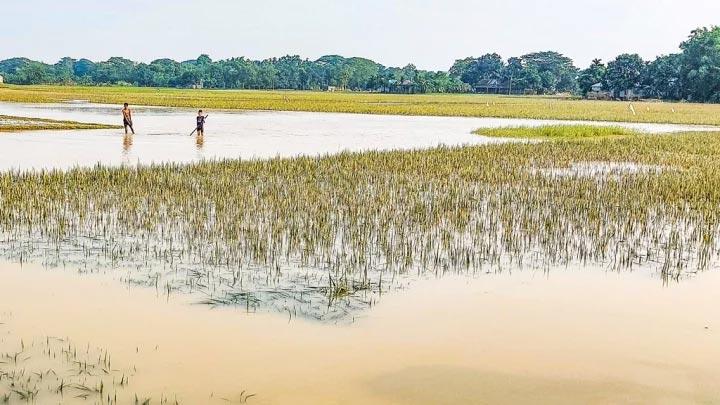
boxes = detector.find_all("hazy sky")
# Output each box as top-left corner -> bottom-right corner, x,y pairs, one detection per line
3,0 -> 719,70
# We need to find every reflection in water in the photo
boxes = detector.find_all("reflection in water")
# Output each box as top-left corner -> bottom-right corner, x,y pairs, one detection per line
196,134 -> 205,161
122,134 -> 134,166
123,134 -> 133,155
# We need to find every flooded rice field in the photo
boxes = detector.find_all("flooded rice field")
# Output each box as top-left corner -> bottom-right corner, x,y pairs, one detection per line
1,102 -> 720,403
2,261 -> 719,404
0,102 -> 715,171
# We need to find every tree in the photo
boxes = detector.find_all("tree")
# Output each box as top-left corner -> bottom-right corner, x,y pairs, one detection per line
73,59 -> 96,80
577,59 -> 606,96
400,64 -> 418,82
519,51 -> 577,93
9,30 -> 720,99
449,57 -> 475,82
92,57 -> 135,84
54,57 -> 76,84
14,62 -> 53,84
449,54 -> 504,88
605,54 -> 646,95
256,60 -> 277,89
644,54 -> 682,100
501,57 -> 525,94
0,57 -> 32,76
345,57 -> 380,90
679,26 -> 720,102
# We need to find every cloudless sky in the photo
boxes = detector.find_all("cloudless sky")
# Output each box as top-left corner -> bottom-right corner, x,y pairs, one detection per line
3,0 -> 719,70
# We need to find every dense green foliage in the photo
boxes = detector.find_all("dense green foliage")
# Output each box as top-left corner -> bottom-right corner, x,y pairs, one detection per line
450,51 -> 578,94
0,54 -> 468,94
2,27 -> 720,101
577,27 -> 720,102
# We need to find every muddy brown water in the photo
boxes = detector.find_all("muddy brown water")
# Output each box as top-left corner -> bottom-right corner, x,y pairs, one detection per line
1,261 -> 718,404
2,102 -> 720,403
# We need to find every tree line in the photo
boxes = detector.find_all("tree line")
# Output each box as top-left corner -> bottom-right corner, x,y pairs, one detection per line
0,54 -> 469,94
1,27 -> 718,102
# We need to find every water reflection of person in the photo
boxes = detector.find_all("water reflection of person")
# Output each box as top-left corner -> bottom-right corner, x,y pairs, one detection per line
123,133 -> 133,154
195,133 -> 205,150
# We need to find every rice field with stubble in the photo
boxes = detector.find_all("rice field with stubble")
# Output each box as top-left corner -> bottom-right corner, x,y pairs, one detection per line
1,129 -> 719,321
3,84 -> 720,125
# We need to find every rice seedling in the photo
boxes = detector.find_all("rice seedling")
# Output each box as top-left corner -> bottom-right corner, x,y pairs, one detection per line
0,332 -> 134,404
0,114 -> 119,132
3,85 -> 720,125
0,131 -> 719,320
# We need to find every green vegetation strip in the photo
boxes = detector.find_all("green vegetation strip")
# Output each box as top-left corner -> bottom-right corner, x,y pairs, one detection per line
475,125 -> 642,140
0,114 -> 119,132
3,85 -> 720,126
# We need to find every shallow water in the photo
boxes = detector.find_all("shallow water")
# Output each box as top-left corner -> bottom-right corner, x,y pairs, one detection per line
0,102 -> 714,171
1,261 -> 718,404
2,102 -> 719,404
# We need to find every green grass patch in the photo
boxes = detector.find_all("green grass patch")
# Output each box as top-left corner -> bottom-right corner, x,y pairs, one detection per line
475,125 -> 642,140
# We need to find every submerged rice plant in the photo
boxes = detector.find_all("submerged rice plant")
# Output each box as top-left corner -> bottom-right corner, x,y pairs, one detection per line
0,131 -> 719,319
0,330 -> 135,404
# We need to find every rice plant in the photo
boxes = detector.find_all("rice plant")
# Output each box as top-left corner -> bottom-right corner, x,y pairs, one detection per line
0,333 -> 133,404
0,131 -> 719,320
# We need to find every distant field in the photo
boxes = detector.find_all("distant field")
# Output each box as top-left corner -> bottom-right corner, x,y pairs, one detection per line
0,114 -> 119,132
2,85 -> 720,126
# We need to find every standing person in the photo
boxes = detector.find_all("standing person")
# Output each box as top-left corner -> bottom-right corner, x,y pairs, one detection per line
122,103 -> 135,135
196,110 -> 208,137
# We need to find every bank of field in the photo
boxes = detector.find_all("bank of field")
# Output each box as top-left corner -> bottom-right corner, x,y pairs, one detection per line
0,114 -> 119,132
1,130 -> 719,320
2,85 -> 720,125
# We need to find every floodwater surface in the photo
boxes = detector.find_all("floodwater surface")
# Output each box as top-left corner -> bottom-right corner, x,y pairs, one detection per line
2,101 -> 719,404
0,102 -> 715,171
1,261 -> 719,404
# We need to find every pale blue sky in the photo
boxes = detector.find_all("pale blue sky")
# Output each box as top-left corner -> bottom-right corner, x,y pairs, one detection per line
3,0 -> 719,70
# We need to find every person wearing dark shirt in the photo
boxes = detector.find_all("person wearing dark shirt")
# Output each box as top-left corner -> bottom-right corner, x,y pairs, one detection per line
196,110 -> 208,137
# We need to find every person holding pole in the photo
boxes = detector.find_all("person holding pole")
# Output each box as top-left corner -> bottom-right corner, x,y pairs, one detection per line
193,110 -> 208,137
